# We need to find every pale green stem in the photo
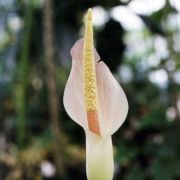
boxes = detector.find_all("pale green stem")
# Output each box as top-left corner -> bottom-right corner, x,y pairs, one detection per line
86,132 -> 114,180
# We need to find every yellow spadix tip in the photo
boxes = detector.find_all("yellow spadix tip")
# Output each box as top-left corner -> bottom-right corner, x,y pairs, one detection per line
87,8 -> 92,21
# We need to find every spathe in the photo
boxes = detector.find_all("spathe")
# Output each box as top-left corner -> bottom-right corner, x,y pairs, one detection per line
64,39 -> 128,137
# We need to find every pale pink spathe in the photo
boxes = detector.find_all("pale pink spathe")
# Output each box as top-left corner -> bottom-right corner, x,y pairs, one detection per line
63,39 -> 128,137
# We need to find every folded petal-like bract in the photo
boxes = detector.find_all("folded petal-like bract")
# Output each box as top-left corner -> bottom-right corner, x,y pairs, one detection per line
63,8 -> 128,180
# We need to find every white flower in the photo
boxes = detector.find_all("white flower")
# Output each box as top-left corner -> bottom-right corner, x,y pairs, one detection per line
63,9 -> 128,180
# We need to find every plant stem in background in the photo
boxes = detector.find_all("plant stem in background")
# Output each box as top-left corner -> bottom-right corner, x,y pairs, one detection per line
43,0 -> 66,177
16,1 -> 34,149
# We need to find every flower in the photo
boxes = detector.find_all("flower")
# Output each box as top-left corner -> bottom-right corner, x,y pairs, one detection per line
63,8 -> 128,180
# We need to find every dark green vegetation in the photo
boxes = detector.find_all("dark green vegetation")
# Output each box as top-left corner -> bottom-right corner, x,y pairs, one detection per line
0,0 -> 180,179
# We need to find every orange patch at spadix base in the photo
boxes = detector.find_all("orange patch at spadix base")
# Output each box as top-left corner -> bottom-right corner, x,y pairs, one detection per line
87,110 -> 100,136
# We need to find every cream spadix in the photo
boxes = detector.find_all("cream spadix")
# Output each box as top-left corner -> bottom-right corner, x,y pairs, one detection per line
63,8 -> 128,180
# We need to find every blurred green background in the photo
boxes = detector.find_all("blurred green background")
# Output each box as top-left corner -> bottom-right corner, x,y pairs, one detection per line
0,0 -> 180,179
